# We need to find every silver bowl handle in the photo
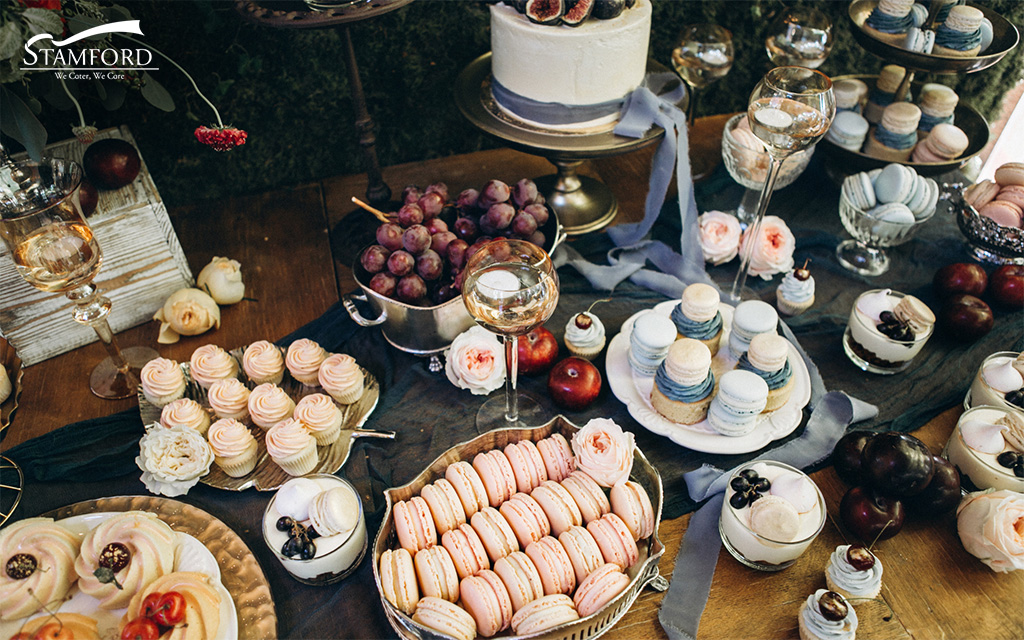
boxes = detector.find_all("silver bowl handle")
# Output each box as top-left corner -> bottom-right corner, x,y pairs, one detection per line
343,292 -> 387,327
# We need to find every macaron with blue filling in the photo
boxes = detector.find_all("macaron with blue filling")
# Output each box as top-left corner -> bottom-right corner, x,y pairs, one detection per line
650,338 -> 715,425
826,111 -> 869,152
671,283 -> 723,356
707,370 -> 770,437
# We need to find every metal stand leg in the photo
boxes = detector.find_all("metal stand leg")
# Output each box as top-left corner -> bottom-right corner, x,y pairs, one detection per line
340,24 -> 391,206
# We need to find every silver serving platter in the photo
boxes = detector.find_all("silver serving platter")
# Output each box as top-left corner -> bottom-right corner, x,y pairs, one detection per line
372,415 -> 666,640
945,184 -> 1024,265
138,344 -> 387,491
0,337 -> 23,437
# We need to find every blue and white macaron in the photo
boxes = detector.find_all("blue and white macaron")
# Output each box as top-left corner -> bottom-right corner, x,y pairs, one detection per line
826,111 -> 870,152
628,312 -> 677,377
728,300 -> 779,359
707,370 -> 770,437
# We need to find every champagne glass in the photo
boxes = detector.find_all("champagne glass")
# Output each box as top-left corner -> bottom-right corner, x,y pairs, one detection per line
0,158 -> 158,399
462,239 -> 558,432
727,67 -> 835,304
765,6 -> 833,70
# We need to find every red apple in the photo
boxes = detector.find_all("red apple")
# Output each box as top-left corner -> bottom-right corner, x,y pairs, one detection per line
518,326 -> 558,375
933,262 -> 987,298
548,357 -> 601,410
839,486 -> 905,542
939,294 -> 994,342
83,138 -> 141,189
989,265 -> 1024,308
78,178 -> 99,216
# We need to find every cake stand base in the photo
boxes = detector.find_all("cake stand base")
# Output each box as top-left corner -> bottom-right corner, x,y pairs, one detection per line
535,166 -> 618,236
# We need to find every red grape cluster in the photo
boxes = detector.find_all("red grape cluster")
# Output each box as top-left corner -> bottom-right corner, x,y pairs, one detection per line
359,178 -> 551,306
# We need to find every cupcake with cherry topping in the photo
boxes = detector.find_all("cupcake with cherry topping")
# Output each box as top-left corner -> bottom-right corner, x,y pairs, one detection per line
140,358 -> 186,407
565,301 -> 607,361
777,260 -> 815,317
319,354 -> 364,405
798,589 -> 858,640
243,340 -> 285,385
825,544 -> 883,600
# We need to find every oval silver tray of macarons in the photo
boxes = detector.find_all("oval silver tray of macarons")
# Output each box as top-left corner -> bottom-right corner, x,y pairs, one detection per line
606,301 -> 812,455
138,343 -> 386,492
372,415 -> 665,640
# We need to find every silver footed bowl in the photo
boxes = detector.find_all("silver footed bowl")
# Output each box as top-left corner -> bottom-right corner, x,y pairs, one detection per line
946,184 -> 1024,265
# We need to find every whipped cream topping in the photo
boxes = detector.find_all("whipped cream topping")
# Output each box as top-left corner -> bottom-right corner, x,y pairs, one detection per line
318,354 -> 362,393
160,398 -> 209,431
778,270 -> 815,303
277,478 -> 322,521
294,393 -> 342,433
983,360 -> 1024,394
961,420 -> 1007,454
140,358 -> 185,398
286,339 -> 328,383
856,289 -> 893,322
827,545 -> 883,598
265,417 -> 314,459
207,418 -> 256,458
189,345 -> 238,387
308,486 -> 360,537
801,590 -> 857,640
248,383 -> 295,427
207,378 -> 251,417
565,312 -> 605,350
770,473 -> 818,513
243,340 -> 285,381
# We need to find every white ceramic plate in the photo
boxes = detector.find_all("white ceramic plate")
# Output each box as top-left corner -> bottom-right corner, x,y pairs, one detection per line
607,300 -> 812,454
0,513 -> 237,640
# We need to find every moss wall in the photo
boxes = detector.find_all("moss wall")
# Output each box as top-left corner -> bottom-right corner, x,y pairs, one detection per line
13,0 -> 1024,206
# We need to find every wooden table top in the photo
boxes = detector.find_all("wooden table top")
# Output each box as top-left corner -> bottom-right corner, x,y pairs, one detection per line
3,115 -> 1021,639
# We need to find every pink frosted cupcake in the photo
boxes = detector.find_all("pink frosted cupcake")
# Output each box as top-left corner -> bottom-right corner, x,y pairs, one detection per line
189,344 -> 238,389
243,340 -> 285,385
208,418 -> 258,477
286,338 -> 328,386
207,378 -> 251,421
140,358 -> 186,407
266,417 -> 318,476
248,383 -> 296,429
293,393 -> 343,445
318,354 -> 364,404
159,398 -> 211,435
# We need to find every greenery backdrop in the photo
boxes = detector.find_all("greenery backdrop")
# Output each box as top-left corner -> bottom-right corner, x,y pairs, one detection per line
6,0 -> 1024,207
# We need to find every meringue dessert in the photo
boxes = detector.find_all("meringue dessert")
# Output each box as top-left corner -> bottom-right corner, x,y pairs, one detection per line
968,352 -> 1024,414
0,518 -> 81,619
943,406 -> 1024,492
843,289 -> 935,375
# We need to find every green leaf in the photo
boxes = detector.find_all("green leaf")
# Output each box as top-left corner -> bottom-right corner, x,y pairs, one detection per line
67,15 -> 104,35
0,22 -> 23,60
21,8 -> 64,37
140,72 -> 174,112
0,85 -> 48,160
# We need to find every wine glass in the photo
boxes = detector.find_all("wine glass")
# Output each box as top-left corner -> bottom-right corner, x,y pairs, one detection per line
765,6 -> 833,69
727,67 -> 835,304
0,157 -> 158,399
462,239 -> 558,432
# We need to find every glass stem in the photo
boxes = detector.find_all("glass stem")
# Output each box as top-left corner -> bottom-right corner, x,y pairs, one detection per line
66,284 -> 133,377
730,154 -> 786,301
686,86 -> 699,127
503,334 -> 519,425
736,187 -> 761,227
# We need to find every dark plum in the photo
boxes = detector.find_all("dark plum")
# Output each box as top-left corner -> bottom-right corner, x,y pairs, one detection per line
387,250 -> 415,277
511,212 -> 538,238
512,178 -> 540,207
484,203 -> 516,230
478,179 -> 511,208
402,225 -> 431,255
397,203 -> 424,227
861,432 -> 934,497
369,272 -> 397,297
839,486 -> 905,542
447,239 -> 470,270
457,188 -> 480,211
454,216 -> 479,242
402,184 -> 423,205
906,455 -> 960,516
592,0 -> 624,19
832,430 -> 875,486
426,217 -> 448,235
416,250 -> 444,281
360,244 -> 390,274
431,231 -> 457,255
376,222 -> 404,252
396,274 -> 427,303
425,182 -> 449,201
523,203 -> 550,226
418,192 -> 445,219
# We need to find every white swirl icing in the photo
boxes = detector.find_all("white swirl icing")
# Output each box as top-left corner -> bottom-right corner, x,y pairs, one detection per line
207,378 -> 251,419
207,418 -> 256,458
801,589 -> 857,640
565,313 -> 606,350
778,271 -> 815,304
286,339 -> 328,384
826,545 -> 883,597
189,345 -> 238,388
243,340 -> 285,382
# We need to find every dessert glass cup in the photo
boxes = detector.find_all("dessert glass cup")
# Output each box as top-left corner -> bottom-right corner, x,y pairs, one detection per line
965,351 -> 1024,414
262,474 -> 368,585
718,461 -> 825,572
942,406 -> 1024,493
836,188 -> 936,276
842,290 -> 933,375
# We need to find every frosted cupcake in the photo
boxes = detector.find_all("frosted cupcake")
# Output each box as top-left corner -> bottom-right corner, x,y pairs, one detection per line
565,311 -> 606,361
207,418 -> 259,477
776,262 -> 815,317
140,358 -> 186,407
650,339 -> 715,425
243,340 -> 285,385
159,398 -> 211,435
670,284 -> 723,356
318,354 -> 364,405
189,344 -> 239,389
248,383 -> 296,429
826,544 -> 883,600
294,393 -> 344,445
798,590 -> 857,640
286,338 -> 329,386
266,417 -> 318,476
207,377 -> 251,421
736,333 -> 794,412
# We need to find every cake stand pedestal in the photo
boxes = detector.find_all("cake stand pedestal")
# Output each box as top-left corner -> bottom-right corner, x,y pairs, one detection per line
455,53 -> 678,236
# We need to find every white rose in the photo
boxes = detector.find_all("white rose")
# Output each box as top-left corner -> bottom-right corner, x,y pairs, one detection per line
136,423 -> 214,497
197,256 -> 245,305
957,489 -> 1024,573
740,215 -> 796,280
445,325 -> 505,395
698,211 -> 742,265
571,418 -> 634,488
153,288 -> 221,344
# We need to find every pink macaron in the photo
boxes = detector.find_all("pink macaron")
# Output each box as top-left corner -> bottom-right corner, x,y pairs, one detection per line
441,522 -> 490,580
510,594 -> 580,636
979,200 -> 1024,228
911,139 -> 946,163
414,545 -> 460,603
964,179 -> 1001,209
558,525 -> 604,585
473,450 -> 518,507
537,433 -> 576,482
531,480 -> 583,536
493,551 -> 544,613
445,461 -> 489,519
525,536 -> 576,596
421,478 -> 468,536
471,506 -> 520,563
393,496 -> 437,554
504,440 -> 548,494
412,596 -> 477,640
610,480 -> 656,541
459,569 -> 513,637
499,492 -> 551,548
561,470 -> 611,524
996,185 -> 1024,211
573,563 -> 631,617
379,547 -> 420,615
587,513 -> 640,570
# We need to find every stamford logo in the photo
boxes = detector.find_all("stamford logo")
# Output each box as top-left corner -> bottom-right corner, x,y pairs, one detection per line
20,20 -> 157,80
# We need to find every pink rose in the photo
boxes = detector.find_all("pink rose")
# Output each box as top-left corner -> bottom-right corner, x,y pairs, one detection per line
698,211 -> 742,265
445,326 -> 505,395
740,215 -> 795,280
957,489 -> 1024,573
571,418 -> 634,487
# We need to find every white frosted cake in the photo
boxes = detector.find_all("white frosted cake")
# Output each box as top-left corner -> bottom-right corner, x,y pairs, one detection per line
489,0 -> 652,132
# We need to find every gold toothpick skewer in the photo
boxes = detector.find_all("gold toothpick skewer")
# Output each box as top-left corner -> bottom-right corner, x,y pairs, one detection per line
351,197 -> 392,224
